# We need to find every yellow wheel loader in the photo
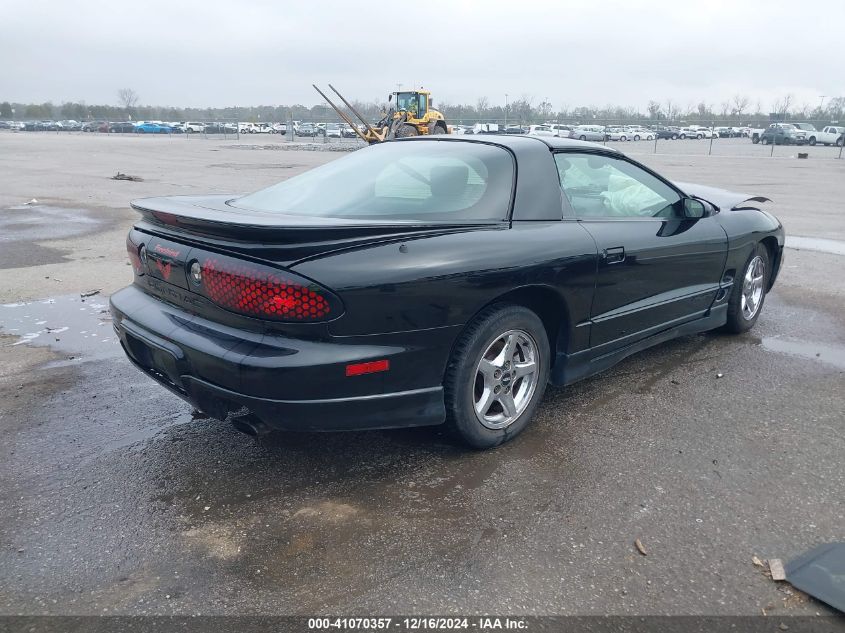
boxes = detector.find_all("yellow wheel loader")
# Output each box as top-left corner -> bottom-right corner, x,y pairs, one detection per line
313,84 -> 449,144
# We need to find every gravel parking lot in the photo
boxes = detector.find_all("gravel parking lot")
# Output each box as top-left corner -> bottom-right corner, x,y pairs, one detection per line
0,132 -> 843,617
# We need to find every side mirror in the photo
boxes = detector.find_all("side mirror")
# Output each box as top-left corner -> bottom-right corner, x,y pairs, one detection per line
388,94 -> 393,102
683,198 -> 707,219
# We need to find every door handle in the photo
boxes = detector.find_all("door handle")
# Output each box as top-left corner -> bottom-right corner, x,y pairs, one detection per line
603,246 -> 625,264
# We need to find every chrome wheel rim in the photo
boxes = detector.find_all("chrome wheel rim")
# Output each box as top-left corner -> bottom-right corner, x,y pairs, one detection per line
741,255 -> 765,320
473,329 -> 539,430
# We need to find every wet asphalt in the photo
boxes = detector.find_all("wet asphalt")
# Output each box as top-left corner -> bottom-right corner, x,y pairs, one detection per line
0,137 -> 843,617
1,277 -> 843,616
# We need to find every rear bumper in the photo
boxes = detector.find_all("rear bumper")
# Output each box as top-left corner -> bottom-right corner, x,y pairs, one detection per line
110,286 -> 453,431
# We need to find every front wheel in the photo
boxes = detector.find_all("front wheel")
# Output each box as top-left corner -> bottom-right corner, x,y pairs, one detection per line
579,135 -> 586,141
837,137 -> 844,147
634,135 -> 640,141
396,124 -> 419,138
724,244 -> 770,333
808,137 -> 817,146
444,305 -> 550,449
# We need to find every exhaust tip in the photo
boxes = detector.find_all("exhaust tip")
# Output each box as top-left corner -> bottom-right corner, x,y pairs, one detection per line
231,414 -> 271,437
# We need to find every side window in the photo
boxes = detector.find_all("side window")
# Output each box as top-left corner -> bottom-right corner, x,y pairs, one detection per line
554,153 -> 681,218
418,94 -> 428,114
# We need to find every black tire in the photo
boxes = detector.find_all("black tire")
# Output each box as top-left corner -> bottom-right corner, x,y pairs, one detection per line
808,137 -> 816,146
752,136 -> 760,144
396,124 -> 419,138
672,134 -> 678,140
761,137 -> 769,145
579,135 -> 586,141
431,122 -> 447,135
444,304 -> 550,449
620,135 -> 627,141
724,243 -> 770,334
680,134 -> 687,139
634,135 -> 640,141
696,134 -> 703,139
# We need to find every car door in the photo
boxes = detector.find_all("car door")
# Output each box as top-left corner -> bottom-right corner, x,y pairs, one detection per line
554,151 -> 727,352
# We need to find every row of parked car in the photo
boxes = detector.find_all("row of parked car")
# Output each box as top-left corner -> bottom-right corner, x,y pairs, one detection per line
0,119 -> 362,138
748,123 -> 845,146
12,119 -> 391,134
450,123 -> 763,141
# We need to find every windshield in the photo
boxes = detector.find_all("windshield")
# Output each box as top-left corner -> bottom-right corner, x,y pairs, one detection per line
232,140 -> 514,222
395,92 -> 418,113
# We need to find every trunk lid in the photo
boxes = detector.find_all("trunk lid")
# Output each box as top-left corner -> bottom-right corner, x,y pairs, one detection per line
131,194 -> 497,266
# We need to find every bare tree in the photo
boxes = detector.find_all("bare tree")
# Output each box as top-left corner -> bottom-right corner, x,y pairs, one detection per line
772,93 -> 793,118
664,99 -> 674,122
117,88 -> 139,110
476,96 -> 489,115
647,100 -> 662,119
720,101 -> 731,117
732,94 -> 750,118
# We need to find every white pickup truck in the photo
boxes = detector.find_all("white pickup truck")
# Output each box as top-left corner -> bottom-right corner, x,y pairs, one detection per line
807,125 -> 845,146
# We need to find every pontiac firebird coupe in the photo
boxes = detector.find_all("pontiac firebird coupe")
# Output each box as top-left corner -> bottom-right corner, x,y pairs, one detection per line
110,136 -> 784,448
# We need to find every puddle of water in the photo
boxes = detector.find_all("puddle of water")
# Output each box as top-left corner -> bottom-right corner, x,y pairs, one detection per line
0,294 -> 122,364
761,337 -> 845,370
785,236 -> 845,257
0,204 -> 103,244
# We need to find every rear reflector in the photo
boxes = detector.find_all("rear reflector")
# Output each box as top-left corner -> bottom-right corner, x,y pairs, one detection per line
346,359 -> 390,377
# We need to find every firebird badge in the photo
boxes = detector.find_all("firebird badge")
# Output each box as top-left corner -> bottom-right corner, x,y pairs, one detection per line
154,259 -> 172,280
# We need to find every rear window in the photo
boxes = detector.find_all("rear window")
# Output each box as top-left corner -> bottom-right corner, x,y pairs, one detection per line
232,140 -> 514,222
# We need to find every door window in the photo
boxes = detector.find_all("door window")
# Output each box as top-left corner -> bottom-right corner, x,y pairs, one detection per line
554,153 -> 681,218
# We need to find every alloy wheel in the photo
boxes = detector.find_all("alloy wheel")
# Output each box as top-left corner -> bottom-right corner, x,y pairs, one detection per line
473,329 -> 540,430
741,255 -> 765,320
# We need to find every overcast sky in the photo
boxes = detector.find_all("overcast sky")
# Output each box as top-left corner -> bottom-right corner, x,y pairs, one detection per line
2,0 -> 842,111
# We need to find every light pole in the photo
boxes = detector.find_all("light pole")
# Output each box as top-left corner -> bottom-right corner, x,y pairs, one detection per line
504,93 -> 508,129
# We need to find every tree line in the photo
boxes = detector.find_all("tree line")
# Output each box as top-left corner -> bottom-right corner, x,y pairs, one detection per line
2,89 -> 843,126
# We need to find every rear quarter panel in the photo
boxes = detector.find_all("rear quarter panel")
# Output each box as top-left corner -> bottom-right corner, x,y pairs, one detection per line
292,222 -> 598,350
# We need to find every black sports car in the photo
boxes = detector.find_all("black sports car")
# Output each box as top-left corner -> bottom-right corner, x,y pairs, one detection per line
110,136 -> 784,448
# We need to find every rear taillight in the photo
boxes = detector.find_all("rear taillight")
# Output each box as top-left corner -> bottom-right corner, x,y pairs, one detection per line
197,255 -> 340,322
126,235 -> 144,275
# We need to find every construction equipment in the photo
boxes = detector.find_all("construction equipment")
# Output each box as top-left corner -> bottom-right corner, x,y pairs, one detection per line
313,84 -> 449,144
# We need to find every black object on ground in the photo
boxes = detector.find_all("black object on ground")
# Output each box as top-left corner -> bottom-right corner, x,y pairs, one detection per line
786,542 -> 845,613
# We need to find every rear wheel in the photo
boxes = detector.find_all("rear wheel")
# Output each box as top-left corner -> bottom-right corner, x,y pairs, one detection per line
634,134 -> 640,141
579,135 -> 586,141
620,135 -> 627,141
444,305 -> 550,449
724,244 -> 770,333
396,124 -> 419,138
431,122 -> 447,135
837,137 -> 845,147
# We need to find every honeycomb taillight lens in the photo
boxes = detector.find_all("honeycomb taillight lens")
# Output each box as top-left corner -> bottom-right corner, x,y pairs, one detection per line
198,255 -> 341,322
